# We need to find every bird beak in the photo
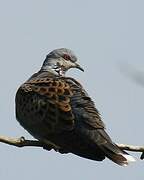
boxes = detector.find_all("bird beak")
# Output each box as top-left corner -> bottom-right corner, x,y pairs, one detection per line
74,62 -> 84,72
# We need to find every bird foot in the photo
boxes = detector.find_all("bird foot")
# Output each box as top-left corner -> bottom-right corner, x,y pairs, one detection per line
42,140 -> 68,153
42,140 -> 61,152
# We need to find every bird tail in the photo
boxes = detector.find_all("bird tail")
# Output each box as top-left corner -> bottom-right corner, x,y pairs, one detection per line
100,142 -> 136,166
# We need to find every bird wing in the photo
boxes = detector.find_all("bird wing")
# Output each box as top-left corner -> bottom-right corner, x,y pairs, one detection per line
63,77 -> 106,129
16,76 -> 75,136
62,77 -> 111,147
16,75 -> 105,136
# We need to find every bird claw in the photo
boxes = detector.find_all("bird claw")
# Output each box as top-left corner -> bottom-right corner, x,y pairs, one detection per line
20,136 -> 25,142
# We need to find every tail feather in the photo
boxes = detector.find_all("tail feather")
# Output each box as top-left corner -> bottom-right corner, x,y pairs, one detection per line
100,143 -> 136,166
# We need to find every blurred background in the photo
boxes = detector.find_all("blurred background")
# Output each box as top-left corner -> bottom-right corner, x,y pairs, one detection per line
0,0 -> 144,179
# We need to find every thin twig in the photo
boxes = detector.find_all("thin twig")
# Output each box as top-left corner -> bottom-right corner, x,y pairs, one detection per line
0,135 -> 144,159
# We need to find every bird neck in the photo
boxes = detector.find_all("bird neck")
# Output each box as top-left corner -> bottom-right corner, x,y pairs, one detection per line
40,65 -> 65,76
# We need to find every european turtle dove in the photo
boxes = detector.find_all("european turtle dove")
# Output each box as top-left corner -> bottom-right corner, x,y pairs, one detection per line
16,48 -> 135,166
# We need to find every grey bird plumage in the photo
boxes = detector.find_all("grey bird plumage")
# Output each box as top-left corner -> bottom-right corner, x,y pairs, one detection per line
15,48 -> 135,166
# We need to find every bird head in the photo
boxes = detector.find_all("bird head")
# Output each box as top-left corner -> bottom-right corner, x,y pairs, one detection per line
41,48 -> 84,76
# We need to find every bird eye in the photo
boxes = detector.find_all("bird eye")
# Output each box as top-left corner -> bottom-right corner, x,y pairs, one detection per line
63,54 -> 71,61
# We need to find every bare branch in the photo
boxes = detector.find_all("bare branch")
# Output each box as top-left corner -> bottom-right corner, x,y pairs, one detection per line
117,143 -> 144,159
0,136 -> 43,148
0,135 -> 144,159
117,143 -> 144,152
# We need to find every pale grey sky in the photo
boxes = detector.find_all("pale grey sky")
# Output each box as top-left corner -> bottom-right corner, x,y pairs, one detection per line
0,0 -> 144,179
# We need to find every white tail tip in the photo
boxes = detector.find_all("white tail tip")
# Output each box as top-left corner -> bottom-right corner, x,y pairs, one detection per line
122,154 -> 136,166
